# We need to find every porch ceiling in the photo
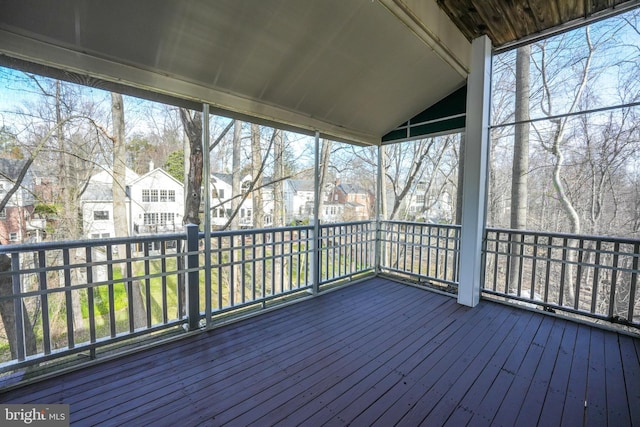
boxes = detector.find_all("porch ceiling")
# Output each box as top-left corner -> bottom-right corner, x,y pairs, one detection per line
0,0 -> 636,145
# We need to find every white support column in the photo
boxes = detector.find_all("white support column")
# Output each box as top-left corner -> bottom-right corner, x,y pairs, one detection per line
311,131 -> 321,294
202,104 -> 212,326
458,35 -> 492,307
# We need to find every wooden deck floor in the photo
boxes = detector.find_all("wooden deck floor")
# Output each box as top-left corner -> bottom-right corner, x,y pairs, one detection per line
1,277 -> 639,426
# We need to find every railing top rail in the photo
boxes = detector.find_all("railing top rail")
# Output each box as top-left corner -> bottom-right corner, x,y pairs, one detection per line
318,220 -> 375,227
204,224 -> 313,239
0,232 -> 187,254
486,226 -> 640,246
380,220 -> 461,230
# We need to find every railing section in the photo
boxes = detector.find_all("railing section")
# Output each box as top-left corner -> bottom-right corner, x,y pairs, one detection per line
203,225 -> 314,317
0,221 -> 376,372
317,221 -> 376,288
0,234 -> 187,371
484,228 -> 640,327
379,220 -> 460,290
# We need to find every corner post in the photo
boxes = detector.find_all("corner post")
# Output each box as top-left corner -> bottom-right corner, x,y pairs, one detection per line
458,35 -> 492,307
186,223 -> 200,330
311,131 -> 321,294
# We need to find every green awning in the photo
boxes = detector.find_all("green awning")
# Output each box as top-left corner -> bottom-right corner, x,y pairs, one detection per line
382,84 -> 467,144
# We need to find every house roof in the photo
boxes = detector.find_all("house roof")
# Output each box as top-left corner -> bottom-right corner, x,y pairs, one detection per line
337,183 -> 369,196
0,1 -> 635,146
82,182 -> 112,202
131,168 -> 183,188
211,173 -> 233,187
289,180 -> 315,193
0,158 -> 28,181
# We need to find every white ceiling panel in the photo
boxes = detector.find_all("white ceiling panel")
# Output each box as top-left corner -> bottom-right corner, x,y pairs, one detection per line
0,0 -> 470,145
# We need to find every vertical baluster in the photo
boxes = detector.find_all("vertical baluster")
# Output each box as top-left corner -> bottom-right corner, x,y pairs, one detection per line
125,243 -> 134,332
161,241 -> 168,323
230,236 -> 235,307
608,242 -> 620,319
426,226 -> 432,278
274,231 -> 286,292
574,239 -> 584,310
106,245 -> 116,337
217,235 -> 223,310
492,231 -> 499,292
544,236 -> 552,304
38,249 -> 51,355
252,232 -> 257,299
62,248 -> 75,348
241,234 -> 246,303
144,242 -> 152,328
271,230 -> 277,293
559,237 -> 568,306
517,233 -> 525,297
443,227 -> 450,282
530,235 -> 538,300
289,230 -> 294,289
504,232 -> 511,294
628,242 -> 638,323
11,253 -> 25,360
590,240 -> 602,315
85,247 -> 96,348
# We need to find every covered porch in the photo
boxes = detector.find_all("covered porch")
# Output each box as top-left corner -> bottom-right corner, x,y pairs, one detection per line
1,0 -> 640,425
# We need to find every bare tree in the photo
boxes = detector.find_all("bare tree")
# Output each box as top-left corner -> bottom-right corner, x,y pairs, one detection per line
180,109 -> 203,226
508,45 -> 531,291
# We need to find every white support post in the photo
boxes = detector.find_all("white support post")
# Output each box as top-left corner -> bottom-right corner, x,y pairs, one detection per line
311,131 -> 321,294
458,35 -> 492,307
375,144 -> 383,274
202,104 -> 212,327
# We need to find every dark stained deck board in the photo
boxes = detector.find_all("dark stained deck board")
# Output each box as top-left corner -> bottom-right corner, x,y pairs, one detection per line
0,278 -> 638,427
620,334 -> 640,424
562,323 -> 592,426
538,321 -> 579,425
604,332 -> 632,426
418,309 -> 536,426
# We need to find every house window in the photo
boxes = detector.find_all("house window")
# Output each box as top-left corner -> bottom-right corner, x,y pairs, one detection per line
144,212 -> 175,225
0,208 -> 5,219
91,233 -> 100,239
159,189 -> 175,202
416,195 -> 426,204
212,188 -> 225,199
159,212 -> 175,224
144,212 -> 159,225
9,232 -> 18,241
94,210 -> 109,220
142,189 -> 159,202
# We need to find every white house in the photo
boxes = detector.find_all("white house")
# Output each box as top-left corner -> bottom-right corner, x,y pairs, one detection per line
210,173 -> 274,229
128,168 -> 184,234
284,179 -> 314,224
81,167 -> 139,239
81,167 -> 184,238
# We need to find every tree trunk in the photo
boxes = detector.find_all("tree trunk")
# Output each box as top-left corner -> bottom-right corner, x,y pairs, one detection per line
508,45 -> 531,292
231,120 -> 242,300
380,145 -> 388,220
0,254 -> 37,358
112,93 -> 146,329
251,124 -> 264,229
180,109 -> 203,226
273,130 -> 285,227
317,139 -> 332,222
